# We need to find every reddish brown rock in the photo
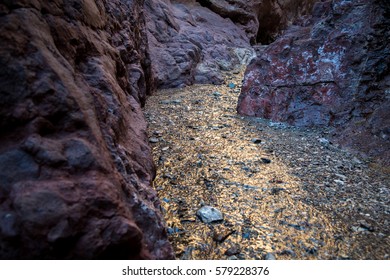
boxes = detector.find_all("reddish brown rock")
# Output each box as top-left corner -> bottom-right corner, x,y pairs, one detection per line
145,0 -> 255,88
0,0 -> 174,259
196,0 -> 316,44
238,0 -> 390,164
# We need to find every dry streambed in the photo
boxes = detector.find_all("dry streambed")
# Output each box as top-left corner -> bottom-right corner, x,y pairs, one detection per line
144,70 -> 390,260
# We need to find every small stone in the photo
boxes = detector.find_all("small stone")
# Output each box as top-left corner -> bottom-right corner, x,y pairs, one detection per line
196,206 -> 223,223
228,255 -> 238,260
167,227 -> 180,235
306,247 -> 318,255
228,83 -> 236,89
352,157 -> 362,164
213,91 -> 222,97
318,138 -> 330,145
280,249 -> 296,257
161,146 -> 169,151
160,99 -> 181,105
334,179 -> 345,186
335,173 -> 347,180
261,158 -> 272,164
149,137 -> 159,143
251,138 -> 262,144
271,187 -> 285,195
225,245 -> 240,256
265,253 -> 276,260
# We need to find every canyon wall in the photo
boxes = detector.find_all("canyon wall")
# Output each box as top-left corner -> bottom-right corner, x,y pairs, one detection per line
238,0 -> 390,164
145,0 -> 255,88
0,0 -> 174,259
196,0 -> 316,44
145,0 -> 317,89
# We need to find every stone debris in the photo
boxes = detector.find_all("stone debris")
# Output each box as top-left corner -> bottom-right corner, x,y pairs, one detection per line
197,206 -> 224,224
145,69 -> 389,260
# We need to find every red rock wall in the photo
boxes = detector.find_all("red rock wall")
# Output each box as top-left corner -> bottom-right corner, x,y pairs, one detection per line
238,0 -> 390,164
0,0 -> 174,259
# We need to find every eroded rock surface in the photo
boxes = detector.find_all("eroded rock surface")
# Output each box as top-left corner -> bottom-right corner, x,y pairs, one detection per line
238,0 -> 390,164
197,0 -> 316,44
145,0 -> 255,88
0,0 -> 174,259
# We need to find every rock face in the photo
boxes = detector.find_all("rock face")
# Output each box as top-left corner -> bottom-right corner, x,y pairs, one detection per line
238,0 -> 390,164
144,0 -> 317,89
197,0 -> 316,44
145,0 -> 255,88
0,0 -> 174,259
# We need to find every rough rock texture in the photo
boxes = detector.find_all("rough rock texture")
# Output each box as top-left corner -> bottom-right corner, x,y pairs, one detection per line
0,0 -> 174,259
238,0 -> 390,164
197,0 -> 316,44
145,0 -> 255,88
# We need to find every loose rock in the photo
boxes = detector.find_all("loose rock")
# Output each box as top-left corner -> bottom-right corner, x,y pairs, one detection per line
196,206 -> 223,224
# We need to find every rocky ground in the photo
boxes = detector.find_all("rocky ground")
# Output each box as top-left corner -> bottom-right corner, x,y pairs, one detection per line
144,69 -> 390,260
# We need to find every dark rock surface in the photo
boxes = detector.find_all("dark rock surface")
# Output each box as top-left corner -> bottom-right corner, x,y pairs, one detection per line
238,0 -> 390,165
0,0 -> 174,259
145,0 -> 255,88
197,0 -> 316,44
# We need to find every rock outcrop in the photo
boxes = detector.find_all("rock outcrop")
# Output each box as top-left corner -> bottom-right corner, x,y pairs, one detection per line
144,0 -> 318,89
0,0 -> 174,259
237,0 -> 390,164
197,0 -> 316,44
145,0 -> 255,88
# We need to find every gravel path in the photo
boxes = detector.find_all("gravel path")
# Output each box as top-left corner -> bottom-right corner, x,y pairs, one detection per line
144,69 -> 390,260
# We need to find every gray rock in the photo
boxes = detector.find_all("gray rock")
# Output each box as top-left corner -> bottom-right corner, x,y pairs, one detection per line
265,253 -> 276,260
160,99 -> 182,105
318,138 -> 330,145
225,245 -> 240,256
149,137 -> 159,143
196,206 -> 223,223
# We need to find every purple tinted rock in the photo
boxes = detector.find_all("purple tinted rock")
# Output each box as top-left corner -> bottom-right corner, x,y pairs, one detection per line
0,0 -> 173,259
238,0 -> 390,165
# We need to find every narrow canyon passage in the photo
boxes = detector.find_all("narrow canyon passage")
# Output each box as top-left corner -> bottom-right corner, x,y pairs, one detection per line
144,69 -> 389,260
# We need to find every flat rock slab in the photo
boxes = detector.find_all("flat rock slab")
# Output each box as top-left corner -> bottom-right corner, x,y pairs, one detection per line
197,206 -> 223,224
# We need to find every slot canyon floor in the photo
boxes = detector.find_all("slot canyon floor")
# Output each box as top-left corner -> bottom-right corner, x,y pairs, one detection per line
144,70 -> 390,260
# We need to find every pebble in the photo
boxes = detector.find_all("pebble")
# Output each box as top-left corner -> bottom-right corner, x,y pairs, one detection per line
265,253 -> 276,260
160,99 -> 182,105
271,187 -> 285,195
228,83 -> 236,89
251,138 -> 262,144
196,206 -> 223,223
167,227 -> 181,234
225,245 -> 240,256
318,138 -> 330,145
334,179 -> 345,186
261,158 -> 272,164
280,249 -> 296,257
149,137 -> 159,143
213,91 -> 222,97
335,173 -> 347,180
